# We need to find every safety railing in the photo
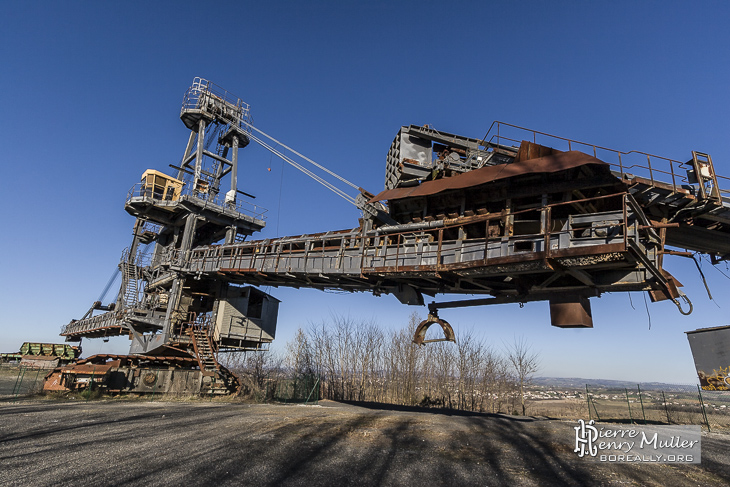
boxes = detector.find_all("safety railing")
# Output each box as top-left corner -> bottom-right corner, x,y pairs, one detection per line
181,77 -> 252,131
363,193 -> 636,272
126,181 -> 268,221
217,314 -> 268,344
121,245 -> 154,268
149,246 -> 179,269
181,193 -> 643,279
183,230 -> 360,276
60,312 -> 124,336
140,220 -> 162,237
481,121 -> 730,198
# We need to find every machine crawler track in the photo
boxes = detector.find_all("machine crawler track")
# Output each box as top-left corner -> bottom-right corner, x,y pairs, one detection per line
44,353 -> 240,396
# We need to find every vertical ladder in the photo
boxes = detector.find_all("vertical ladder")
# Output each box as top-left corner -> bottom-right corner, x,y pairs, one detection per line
691,151 -> 721,204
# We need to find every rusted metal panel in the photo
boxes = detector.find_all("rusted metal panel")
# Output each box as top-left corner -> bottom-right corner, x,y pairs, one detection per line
549,295 -> 593,328
43,372 -> 68,391
514,140 -> 562,163
648,271 -> 682,302
58,363 -> 114,375
370,151 -> 610,202
20,356 -> 60,369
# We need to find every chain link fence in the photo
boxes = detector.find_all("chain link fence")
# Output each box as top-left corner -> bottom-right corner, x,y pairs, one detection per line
585,382 -> 730,432
266,374 -> 320,404
0,365 -> 48,400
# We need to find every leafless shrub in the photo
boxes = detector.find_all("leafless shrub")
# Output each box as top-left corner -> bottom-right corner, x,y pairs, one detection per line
224,348 -> 284,400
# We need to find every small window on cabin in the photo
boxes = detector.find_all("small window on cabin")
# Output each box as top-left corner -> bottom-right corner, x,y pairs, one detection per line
248,289 -> 264,319
142,176 -> 153,197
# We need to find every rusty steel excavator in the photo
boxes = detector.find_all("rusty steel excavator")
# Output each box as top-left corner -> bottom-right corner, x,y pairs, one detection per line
45,78 -> 730,395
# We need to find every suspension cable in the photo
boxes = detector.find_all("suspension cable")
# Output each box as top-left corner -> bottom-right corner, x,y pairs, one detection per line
241,121 -> 361,191
97,268 -> 121,303
246,131 -> 358,206
691,254 -> 714,301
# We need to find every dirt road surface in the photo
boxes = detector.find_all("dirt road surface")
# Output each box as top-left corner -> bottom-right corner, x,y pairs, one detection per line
0,399 -> 728,486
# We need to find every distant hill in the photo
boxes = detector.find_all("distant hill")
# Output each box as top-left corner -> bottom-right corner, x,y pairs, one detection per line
532,377 -> 699,391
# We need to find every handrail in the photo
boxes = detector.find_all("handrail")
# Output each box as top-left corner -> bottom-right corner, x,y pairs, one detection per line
480,121 -> 730,196
60,310 -> 125,335
126,181 -> 268,221
181,77 -> 252,131
183,193 -> 634,275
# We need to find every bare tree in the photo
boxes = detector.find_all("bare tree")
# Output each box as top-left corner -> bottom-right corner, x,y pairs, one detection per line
281,313 -> 527,415
455,328 -> 483,411
431,340 -> 455,409
505,336 -> 541,416
479,346 -> 510,413
223,348 -> 284,400
287,328 -> 314,376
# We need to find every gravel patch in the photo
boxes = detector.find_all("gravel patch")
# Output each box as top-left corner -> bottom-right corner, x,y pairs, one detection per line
0,398 -> 728,486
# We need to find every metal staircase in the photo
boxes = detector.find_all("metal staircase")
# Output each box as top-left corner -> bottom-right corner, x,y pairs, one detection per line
190,325 -> 218,375
118,246 -> 148,309
121,262 -> 141,307
189,322 -> 240,394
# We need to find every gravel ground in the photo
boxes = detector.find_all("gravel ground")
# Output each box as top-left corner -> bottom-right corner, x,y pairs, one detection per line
0,398 -> 728,486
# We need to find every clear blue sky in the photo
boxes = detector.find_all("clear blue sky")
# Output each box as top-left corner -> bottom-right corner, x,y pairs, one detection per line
2,1 -> 729,383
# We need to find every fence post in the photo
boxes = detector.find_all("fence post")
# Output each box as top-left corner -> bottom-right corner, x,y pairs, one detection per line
586,385 -> 601,421
33,368 -> 42,392
586,385 -> 591,420
305,377 -> 320,405
697,385 -> 711,433
625,388 -> 634,424
87,366 -> 96,402
662,391 -> 671,424
13,367 -> 27,401
637,384 -> 647,424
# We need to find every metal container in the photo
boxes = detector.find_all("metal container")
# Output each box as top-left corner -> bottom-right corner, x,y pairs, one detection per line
686,325 -> 730,390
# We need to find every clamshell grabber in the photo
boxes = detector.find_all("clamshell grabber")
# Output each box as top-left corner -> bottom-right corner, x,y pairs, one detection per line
413,310 -> 456,346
